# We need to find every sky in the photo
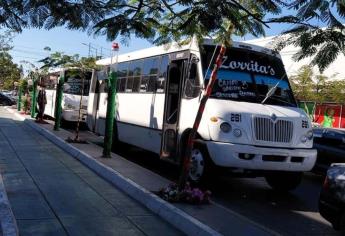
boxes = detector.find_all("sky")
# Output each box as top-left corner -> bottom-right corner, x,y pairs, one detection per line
10,22 -> 292,74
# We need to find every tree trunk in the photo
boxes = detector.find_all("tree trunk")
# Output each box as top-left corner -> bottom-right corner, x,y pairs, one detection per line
74,71 -> 85,141
178,24 -> 234,190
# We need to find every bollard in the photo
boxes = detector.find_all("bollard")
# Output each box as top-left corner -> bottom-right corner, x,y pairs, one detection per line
54,72 -> 65,131
30,78 -> 38,118
103,71 -> 118,158
17,86 -> 22,111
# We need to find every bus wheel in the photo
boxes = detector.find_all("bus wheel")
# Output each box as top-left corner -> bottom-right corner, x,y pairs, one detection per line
265,171 -> 303,192
188,143 -> 214,185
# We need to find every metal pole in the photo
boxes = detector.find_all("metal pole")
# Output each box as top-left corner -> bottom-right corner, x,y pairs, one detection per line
102,71 -> 118,158
17,85 -> 22,111
54,71 -> 65,131
31,76 -> 38,118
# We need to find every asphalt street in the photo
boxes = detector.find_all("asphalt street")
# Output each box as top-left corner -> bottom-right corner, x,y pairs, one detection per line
0,107 -> 183,236
110,141 -> 339,236
63,117 -> 339,236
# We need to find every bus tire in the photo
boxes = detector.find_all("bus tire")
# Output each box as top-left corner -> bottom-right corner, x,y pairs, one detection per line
265,171 -> 303,192
185,142 -> 215,186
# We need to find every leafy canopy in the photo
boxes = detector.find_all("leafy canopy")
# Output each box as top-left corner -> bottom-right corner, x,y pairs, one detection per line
0,0 -> 282,44
0,31 -> 21,90
270,0 -> 345,73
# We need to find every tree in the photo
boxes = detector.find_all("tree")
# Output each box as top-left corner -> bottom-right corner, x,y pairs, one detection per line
290,65 -> 314,101
65,56 -> 99,142
0,31 -> 21,90
270,1 -> 345,73
0,1 -> 107,32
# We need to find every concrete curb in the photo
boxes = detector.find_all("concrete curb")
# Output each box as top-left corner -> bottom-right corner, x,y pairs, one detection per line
1,107 -> 20,236
4,107 -> 25,122
0,168 -> 19,236
22,118 -> 222,236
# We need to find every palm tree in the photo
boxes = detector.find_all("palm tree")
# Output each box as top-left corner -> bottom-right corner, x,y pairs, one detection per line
270,0 -> 345,73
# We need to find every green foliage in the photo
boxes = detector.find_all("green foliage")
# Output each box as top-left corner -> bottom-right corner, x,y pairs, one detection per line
1,1 -> 283,45
271,1 -> 345,73
20,79 -> 28,92
92,0 -> 282,45
0,31 -> 21,90
290,65 -> 345,103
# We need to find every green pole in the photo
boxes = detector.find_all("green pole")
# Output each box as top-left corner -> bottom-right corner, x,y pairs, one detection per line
30,78 -> 38,118
103,71 -> 118,158
54,72 -> 65,131
17,86 -> 22,111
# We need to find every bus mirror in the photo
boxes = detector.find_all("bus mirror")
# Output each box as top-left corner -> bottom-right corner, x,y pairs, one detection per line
191,57 -> 199,63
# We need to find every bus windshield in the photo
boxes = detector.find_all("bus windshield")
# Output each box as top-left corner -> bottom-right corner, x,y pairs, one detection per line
201,45 -> 296,107
64,71 -> 92,96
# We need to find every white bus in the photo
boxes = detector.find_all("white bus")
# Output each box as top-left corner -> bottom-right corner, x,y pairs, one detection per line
87,39 -> 317,191
43,69 -> 92,122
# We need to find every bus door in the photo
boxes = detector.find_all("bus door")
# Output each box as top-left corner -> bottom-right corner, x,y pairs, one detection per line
160,52 -> 189,161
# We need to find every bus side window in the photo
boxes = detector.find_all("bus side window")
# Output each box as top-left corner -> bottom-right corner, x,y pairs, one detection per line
127,60 -> 142,92
157,55 -> 169,93
184,58 -> 200,98
116,62 -> 128,93
141,57 -> 159,93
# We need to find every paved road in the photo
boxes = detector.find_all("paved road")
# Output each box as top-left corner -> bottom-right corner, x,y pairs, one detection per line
0,107 -> 183,236
108,141 -> 339,236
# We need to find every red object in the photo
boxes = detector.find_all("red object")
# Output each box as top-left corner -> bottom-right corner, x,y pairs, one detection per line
178,44 -> 228,190
314,103 -> 343,128
112,42 -> 119,51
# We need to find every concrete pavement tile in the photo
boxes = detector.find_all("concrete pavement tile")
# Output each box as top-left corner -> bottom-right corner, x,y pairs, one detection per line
0,145 -> 14,155
17,219 -> 67,236
61,216 -> 145,236
32,173 -> 120,218
2,172 -> 55,220
2,172 -> 38,192
7,192 -> 55,220
0,161 -> 26,174
128,215 -> 184,236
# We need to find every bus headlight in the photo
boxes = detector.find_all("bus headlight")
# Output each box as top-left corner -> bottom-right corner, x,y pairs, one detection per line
301,136 -> 307,143
220,122 -> 232,133
233,128 -> 242,137
306,130 -> 313,140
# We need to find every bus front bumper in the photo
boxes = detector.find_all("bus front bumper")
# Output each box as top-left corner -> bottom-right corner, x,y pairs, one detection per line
206,141 -> 317,172
62,109 -> 87,122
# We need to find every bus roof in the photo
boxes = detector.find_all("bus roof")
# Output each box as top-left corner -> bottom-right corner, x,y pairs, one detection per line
96,38 -> 281,66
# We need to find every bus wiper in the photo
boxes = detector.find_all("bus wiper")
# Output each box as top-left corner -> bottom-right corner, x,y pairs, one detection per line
261,80 -> 280,104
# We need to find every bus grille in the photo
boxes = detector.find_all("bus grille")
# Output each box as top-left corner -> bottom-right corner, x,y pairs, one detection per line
253,117 -> 293,143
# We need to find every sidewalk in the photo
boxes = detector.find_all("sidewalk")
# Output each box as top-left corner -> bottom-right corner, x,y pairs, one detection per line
5,107 -> 279,236
0,107 -> 183,236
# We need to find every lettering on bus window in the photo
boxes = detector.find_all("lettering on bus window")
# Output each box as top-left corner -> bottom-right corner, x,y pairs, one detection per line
65,75 -> 91,96
221,57 -> 276,76
206,70 -> 256,100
